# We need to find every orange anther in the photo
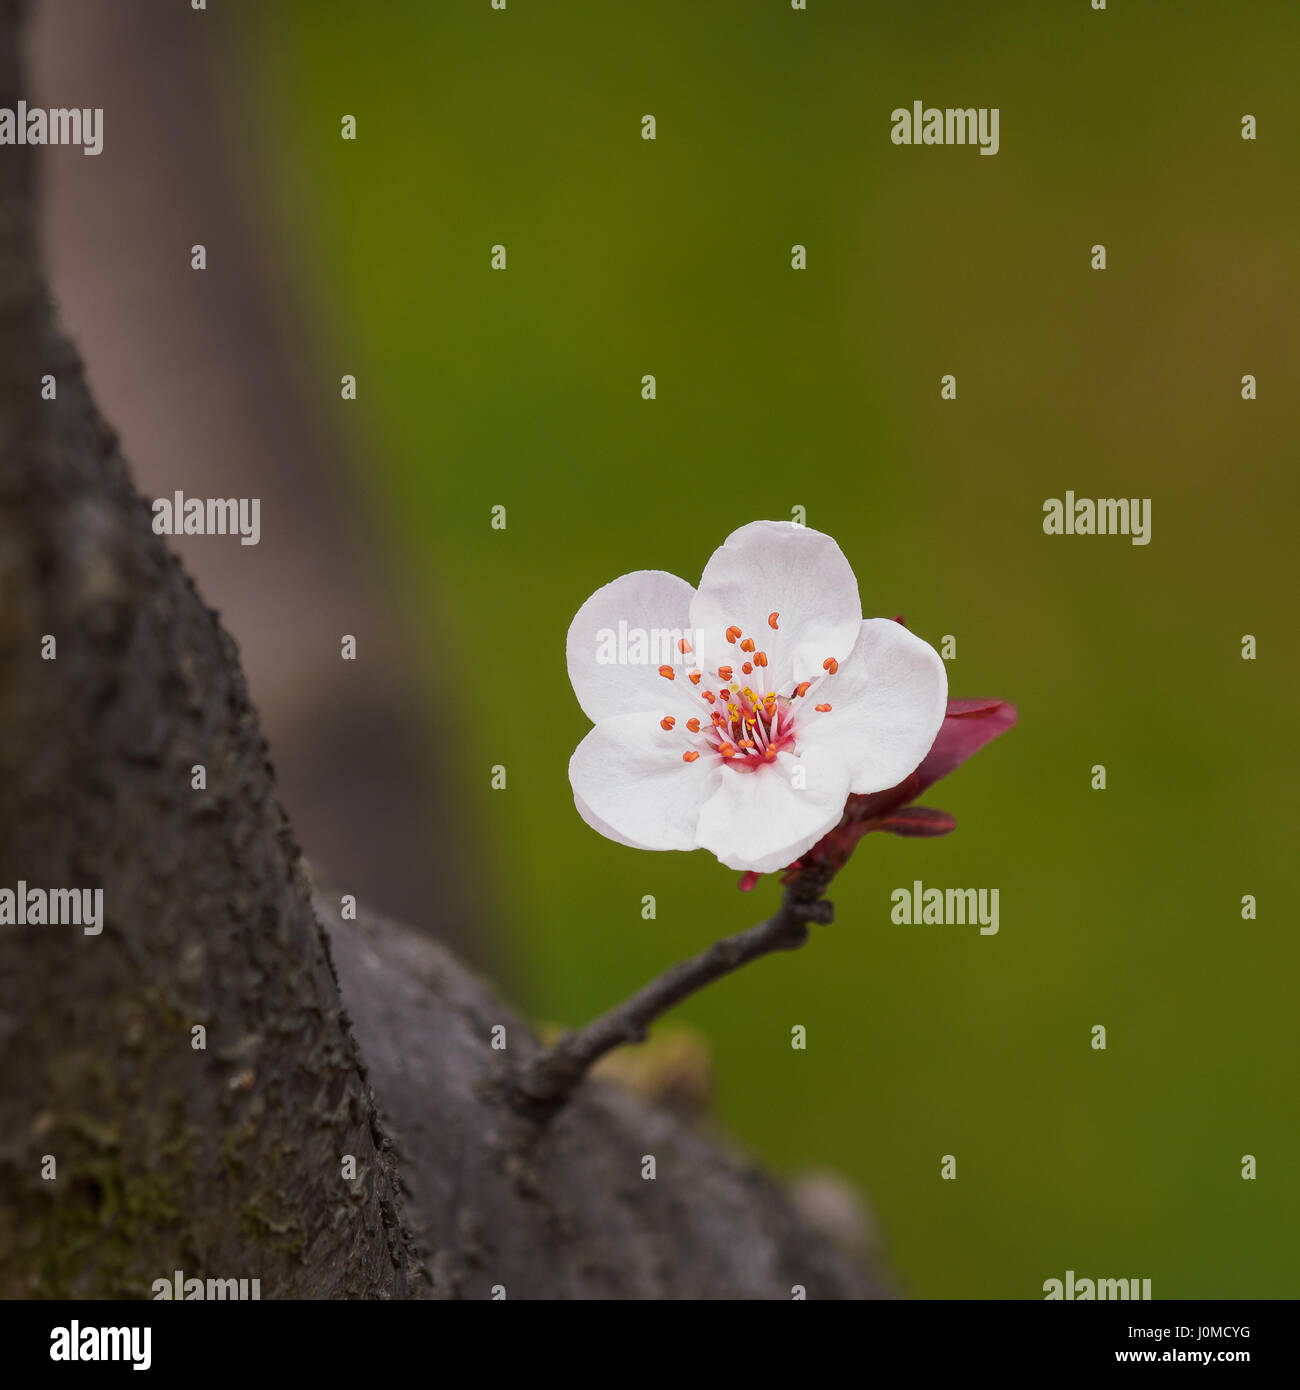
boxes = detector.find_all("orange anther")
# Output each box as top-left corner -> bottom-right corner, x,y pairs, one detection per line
740,740 -> 755,750
717,666 -> 733,681
725,625 -> 743,643
688,670 -> 702,685
678,638 -> 692,654
702,690 -> 716,704
719,743 -> 737,758
763,745 -> 778,760
660,716 -> 676,731
754,651 -> 768,668
794,681 -> 812,698
658,665 -> 675,680
768,612 -> 779,630
815,702 -> 832,712
682,750 -> 700,763
740,637 -> 755,653
686,717 -> 701,733
822,657 -> 838,674
741,662 -> 753,675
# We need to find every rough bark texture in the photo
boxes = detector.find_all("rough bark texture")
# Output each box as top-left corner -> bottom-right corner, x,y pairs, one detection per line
0,0 -> 881,1299
0,0 -> 419,1298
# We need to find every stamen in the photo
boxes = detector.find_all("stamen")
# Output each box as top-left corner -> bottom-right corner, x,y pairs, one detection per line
682,750 -> 700,763
822,657 -> 838,674
658,665 -> 675,680
768,612 -> 779,629
754,651 -> 768,668
717,666 -> 733,681
726,625 -> 742,644
678,638 -> 692,654
794,681 -> 812,698
688,671 -> 702,685
741,661 -> 753,675
686,717 -> 701,733
719,743 -> 737,758
660,716 -> 676,730
740,637 -> 756,653
815,703 -> 832,712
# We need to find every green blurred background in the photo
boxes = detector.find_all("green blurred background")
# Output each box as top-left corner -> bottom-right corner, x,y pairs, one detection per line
232,0 -> 1297,1297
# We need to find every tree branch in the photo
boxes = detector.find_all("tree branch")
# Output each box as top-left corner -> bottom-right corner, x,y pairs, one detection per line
325,882 -> 883,1298
516,883 -> 835,1120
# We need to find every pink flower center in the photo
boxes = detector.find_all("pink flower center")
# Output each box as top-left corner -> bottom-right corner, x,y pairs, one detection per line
657,614 -> 837,772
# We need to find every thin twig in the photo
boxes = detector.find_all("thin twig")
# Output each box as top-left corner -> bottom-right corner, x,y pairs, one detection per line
514,881 -> 834,1121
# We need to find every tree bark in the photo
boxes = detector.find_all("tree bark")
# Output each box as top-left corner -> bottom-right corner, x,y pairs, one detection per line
0,0 -> 882,1299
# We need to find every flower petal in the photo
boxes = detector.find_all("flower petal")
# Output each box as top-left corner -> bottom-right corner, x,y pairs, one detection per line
694,746 -> 850,873
798,617 -> 948,795
689,521 -> 861,691
569,712 -> 723,851
567,570 -> 698,723
572,789 -> 648,850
